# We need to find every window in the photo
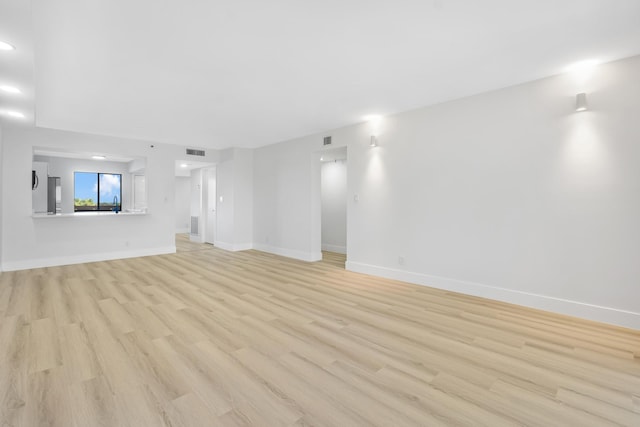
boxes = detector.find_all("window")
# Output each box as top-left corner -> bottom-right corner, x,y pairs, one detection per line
74,172 -> 122,212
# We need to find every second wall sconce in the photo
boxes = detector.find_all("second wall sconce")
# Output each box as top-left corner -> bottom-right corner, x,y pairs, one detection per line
576,93 -> 588,112
365,114 -> 382,147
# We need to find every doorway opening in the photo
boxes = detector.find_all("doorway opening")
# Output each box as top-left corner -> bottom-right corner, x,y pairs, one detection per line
174,161 -> 216,252
319,146 -> 347,268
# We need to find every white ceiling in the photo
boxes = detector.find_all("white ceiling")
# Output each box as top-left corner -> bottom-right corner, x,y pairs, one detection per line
33,148 -> 136,163
2,1 -> 640,149
0,0 -> 35,126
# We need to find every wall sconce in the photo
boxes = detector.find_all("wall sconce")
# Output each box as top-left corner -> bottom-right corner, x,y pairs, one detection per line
576,93 -> 588,112
364,114 -> 382,147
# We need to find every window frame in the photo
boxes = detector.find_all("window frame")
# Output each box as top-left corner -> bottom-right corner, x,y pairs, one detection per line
73,172 -> 123,212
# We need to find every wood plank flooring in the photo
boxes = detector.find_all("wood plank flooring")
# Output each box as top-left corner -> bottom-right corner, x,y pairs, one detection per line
175,235 -> 215,254
0,235 -> 639,426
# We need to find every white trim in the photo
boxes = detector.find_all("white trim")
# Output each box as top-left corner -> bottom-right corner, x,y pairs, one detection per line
253,243 -> 322,262
1,246 -> 176,272
321,243 -> 346,254
346,261 -> 640,330
175,227 -> 189,234
213,241 -> 253,252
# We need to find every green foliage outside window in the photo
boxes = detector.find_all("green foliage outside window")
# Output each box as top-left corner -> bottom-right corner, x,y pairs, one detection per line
74,198 -> 96,207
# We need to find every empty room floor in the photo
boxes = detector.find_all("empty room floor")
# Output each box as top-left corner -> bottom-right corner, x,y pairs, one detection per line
175,234 -> 215,253
0,245 -> 639,426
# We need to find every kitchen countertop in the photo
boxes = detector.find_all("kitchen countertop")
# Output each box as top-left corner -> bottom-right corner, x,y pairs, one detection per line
32,211 -> 148,218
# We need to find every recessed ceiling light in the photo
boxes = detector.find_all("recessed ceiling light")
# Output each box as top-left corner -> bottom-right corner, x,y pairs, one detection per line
180,163 -> 188,167
5,111 -> 25,118
92,155 -> 106,160
0,41 -> 15,51
0,85 -> 20,94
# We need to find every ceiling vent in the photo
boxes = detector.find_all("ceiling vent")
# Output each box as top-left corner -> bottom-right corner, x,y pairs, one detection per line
186,148 -> 205,156
323,136 -> 332,146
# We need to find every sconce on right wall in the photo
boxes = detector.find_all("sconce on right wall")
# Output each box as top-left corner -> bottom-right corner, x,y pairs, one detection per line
576,92 -> 588,112
364,114 -> 382,147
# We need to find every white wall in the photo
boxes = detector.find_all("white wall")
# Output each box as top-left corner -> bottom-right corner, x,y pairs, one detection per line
175,176 -> 190,233
252,55 -> 640,329
0,124 -> 3,271
321,160 -> 347,254
253,136 -> 324,261
233,149 -> 254,247
216,148 -> 253,251
203,167 -> 217,244
216,155 -> 234,247
0,127 -> 179,270
33,156 -> 132,214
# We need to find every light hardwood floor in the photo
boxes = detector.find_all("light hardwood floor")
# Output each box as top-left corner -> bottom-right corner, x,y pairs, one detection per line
0,235 -> 639,426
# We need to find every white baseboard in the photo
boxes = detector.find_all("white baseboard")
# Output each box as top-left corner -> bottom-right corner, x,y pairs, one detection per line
253,243 -> 322,262
346,261 -> 640,331
321,244 -> 346,254
214,241 -> 253,252
175,227 -> 189,234
1,246 -> 177,272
